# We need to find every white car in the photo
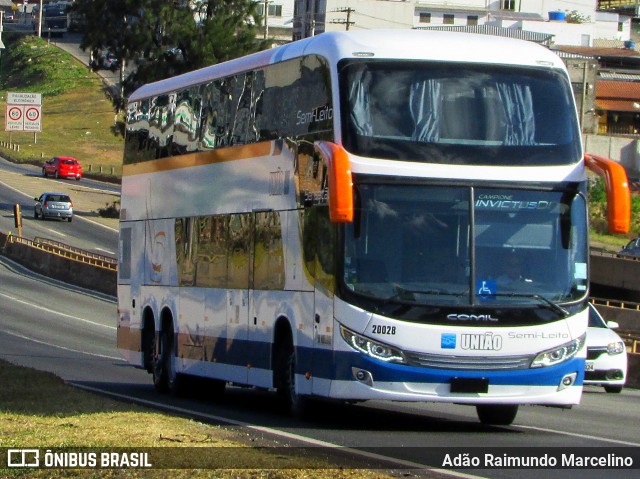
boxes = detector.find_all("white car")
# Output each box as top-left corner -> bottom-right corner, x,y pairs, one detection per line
585,304 -> 627,393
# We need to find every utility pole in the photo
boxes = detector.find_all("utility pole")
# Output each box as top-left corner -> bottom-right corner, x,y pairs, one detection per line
37,0 -> 43,38
263,0 -> 271,39
331,7 -> 355,31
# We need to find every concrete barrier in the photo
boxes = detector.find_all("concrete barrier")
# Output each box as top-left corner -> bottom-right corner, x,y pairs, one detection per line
0,232 -> 116,296
591,252 -> 640,300
628,354 -> 640,389
593,304 -> 640,332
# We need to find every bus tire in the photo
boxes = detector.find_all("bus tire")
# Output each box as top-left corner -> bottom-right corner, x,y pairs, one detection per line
275,343 -> 306,417
209,379 -> 227,399
142,316 -> 155,374
476,404 -> 518,426
153,327 -> 181,393
604,385 -> 622,394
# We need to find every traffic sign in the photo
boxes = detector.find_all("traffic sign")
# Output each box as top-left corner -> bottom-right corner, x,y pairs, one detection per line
7,92 -> 41,105
5,92 -> 42,132
24,106 -> 42,131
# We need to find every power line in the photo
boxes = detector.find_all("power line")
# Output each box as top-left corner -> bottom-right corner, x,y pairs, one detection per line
331,7 -> 355,31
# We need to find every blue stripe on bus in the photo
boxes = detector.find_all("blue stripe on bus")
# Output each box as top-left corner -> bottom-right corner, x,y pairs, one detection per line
321,349 -> 585,387
184,336 -> 584,387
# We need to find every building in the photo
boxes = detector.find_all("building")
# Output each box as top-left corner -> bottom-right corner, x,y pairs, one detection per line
293,0 -> 632,46
256,0 -> 296,44
554,44 -> 640,135
595,80 -> 640,135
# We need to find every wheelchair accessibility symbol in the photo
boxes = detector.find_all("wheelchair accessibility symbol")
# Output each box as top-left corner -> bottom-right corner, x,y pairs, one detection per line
477,279 -> 496,298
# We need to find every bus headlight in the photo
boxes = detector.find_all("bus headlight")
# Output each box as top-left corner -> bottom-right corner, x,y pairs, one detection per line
340,326 -> 406,363
531,334 -> 585,368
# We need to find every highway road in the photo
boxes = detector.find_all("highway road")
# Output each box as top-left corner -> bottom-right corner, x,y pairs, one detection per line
0,157 -> 118,256
0,35 -> 638,478
0,157 -> 638,477
0,252 -> 639,478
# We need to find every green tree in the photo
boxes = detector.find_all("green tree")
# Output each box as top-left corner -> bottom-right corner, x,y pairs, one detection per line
71,0 -> 266,109
565,10 -> 591,24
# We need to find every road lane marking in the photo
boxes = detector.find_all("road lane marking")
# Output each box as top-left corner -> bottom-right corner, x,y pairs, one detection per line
46,227 -> 66,237
2,329 -> 122,361
516,425 -> 640,447
65,383 -> 486,479
0,177 -> 118,232
0,291 -> 116,331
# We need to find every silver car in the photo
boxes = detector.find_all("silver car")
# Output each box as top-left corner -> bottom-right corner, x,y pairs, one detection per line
34,192 -> 74,222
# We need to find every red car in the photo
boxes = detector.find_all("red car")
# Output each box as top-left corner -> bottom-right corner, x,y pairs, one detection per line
42,157 -> 83,181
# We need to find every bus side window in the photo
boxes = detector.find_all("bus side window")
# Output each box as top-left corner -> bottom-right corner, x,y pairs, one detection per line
231,73 -> 251,145
195,216 -> 229,288
175,217 -> 197,286
303,206 -> 335,292
249,70 -> 265,144
253,211 -> 285,290
227,214 -> 252,289
211,78 -> 233,148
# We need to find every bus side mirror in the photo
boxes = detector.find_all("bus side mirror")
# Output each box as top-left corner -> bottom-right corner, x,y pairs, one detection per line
584,153 -> 631,235
314,141 -> 354,223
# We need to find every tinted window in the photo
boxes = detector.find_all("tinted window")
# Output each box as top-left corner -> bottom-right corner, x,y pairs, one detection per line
253,211 -> 285,290
47,195 -> 71,202
125,55 -> 333,164
340,60 -> 581,166
341,183 -> 588,324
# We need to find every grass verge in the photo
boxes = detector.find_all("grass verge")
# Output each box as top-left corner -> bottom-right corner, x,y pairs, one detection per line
0,359 -> 394,478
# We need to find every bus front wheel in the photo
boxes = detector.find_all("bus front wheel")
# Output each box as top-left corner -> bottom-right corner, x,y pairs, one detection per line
476,404 -> 518,426
275,345 -> 307,416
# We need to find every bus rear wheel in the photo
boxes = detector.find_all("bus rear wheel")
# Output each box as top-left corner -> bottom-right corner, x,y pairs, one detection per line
153,327 -> 180,393
476,404 -> 518,426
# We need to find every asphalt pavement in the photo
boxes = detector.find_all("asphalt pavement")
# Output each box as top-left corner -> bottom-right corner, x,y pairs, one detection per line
1,164 -> 119,232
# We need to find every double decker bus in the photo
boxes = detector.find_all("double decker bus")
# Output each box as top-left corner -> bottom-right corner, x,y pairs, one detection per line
117,30 -> 629,425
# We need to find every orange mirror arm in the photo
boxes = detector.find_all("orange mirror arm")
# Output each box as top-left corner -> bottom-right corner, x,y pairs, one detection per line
584,153 -> 631,234
314,141 -> 354,223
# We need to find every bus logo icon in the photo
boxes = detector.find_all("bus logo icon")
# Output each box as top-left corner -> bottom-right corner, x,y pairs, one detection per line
8,449 -> 39,467
441,334 -> 456,349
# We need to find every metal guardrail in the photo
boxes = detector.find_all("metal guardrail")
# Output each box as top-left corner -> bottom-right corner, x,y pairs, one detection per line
590,248 -> 640,261
620,332 -> 640,355
6,234 -> 118,271
591,297 -> 640,311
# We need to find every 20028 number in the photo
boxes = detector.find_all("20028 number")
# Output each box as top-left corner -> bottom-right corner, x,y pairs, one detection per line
372,325 -> 396,335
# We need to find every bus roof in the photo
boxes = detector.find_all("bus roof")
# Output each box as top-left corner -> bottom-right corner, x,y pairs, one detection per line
128,30 -> 567,103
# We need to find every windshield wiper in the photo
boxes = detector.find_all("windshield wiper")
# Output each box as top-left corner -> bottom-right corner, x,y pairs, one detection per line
489,293 -> 570,318
381,285 -> 468,306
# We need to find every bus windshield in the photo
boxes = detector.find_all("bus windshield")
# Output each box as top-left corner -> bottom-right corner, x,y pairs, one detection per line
341,184 -> 588,323
339,60 -> 582,166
